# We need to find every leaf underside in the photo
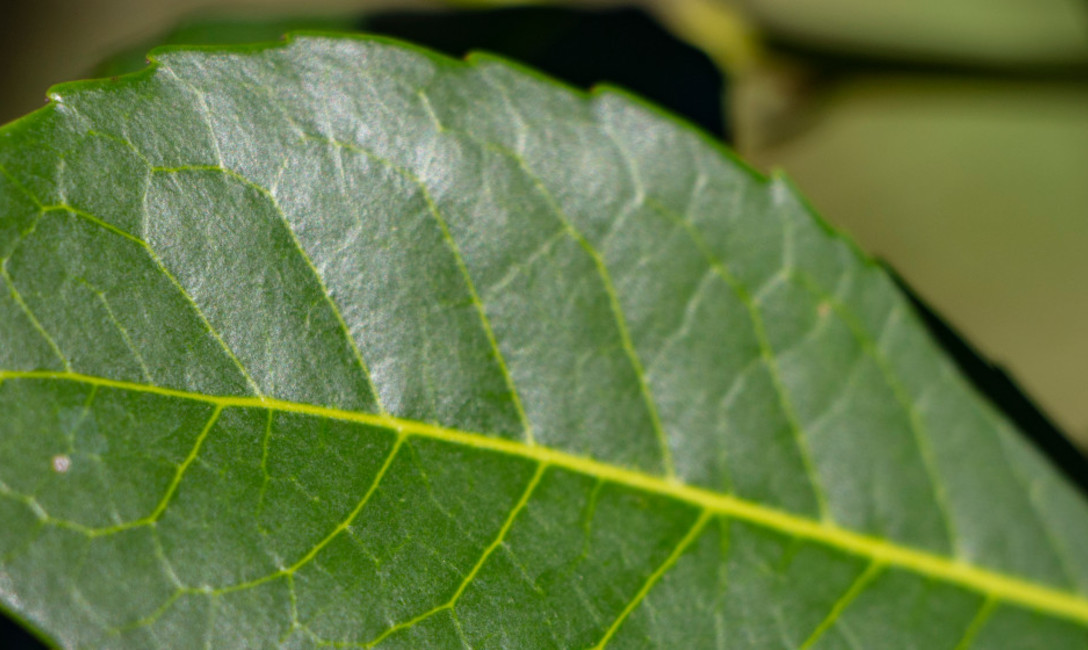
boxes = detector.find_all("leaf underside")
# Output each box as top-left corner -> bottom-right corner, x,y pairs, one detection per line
0,34 -> 1087,649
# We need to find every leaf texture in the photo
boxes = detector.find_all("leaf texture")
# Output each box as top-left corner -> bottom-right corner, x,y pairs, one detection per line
0,34 -> 1087,648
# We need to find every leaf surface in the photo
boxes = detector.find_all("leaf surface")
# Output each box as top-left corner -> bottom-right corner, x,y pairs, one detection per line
1,34 -> 1087,648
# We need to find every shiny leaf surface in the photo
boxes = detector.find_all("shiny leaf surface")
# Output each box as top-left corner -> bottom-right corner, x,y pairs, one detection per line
1,34 -> 1087,648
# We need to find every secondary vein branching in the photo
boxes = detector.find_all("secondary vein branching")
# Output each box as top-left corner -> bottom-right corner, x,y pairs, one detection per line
1,369 -> 1087,626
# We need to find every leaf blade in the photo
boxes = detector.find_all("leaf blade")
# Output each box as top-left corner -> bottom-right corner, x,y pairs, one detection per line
0,33 -> 1086,647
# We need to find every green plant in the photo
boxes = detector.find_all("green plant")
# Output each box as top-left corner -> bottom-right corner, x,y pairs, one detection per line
1,33 -> 1086,648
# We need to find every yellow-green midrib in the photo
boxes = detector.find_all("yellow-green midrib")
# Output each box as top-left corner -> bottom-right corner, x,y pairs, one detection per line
1,368 -> 1087,626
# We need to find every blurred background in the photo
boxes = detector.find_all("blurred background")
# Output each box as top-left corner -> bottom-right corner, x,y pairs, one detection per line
0,0 -> 1085,450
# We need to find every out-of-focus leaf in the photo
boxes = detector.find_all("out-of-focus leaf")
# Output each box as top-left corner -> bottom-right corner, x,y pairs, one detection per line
732,0 -> 1088,66
93,16 -> 359,77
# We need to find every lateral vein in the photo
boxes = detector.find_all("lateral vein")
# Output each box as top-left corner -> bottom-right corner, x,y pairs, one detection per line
2,369 -> 1087,626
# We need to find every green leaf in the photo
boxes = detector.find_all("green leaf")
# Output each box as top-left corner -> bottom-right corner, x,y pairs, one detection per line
0,33 -> 1086,648
93,16 -> 361,78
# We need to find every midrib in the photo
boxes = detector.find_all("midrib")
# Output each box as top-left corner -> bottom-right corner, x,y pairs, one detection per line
2,369 -> 1087,625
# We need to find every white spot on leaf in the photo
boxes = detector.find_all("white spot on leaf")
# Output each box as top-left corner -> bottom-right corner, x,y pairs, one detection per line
51,455 -> 71,474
